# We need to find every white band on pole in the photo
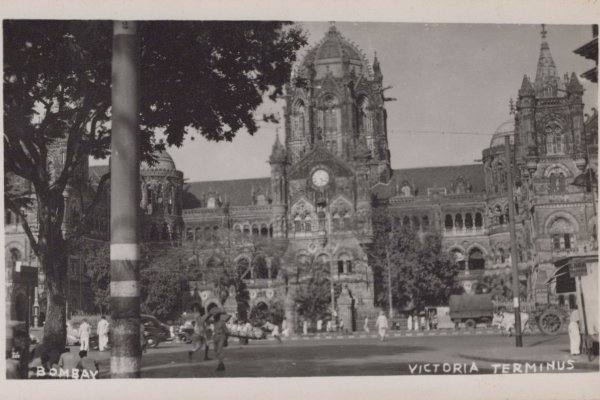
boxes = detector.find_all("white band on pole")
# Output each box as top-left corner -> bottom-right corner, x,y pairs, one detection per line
111,281 -> 140,297
110,244 -> 140,261
513,297 -> 520,308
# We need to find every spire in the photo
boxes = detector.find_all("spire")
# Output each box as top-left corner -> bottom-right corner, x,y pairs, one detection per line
534,24 -> 560,97
373,51 -> 382,79
269,133 -> 286,163
567,71 -> 584,95
519,75 -> 535,96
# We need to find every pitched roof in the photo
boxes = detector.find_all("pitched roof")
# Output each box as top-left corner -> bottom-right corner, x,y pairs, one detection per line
183,177 -> 271,209
373,164 -> 485,199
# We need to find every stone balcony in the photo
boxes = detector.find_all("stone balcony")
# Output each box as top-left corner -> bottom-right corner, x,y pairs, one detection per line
443,227 -> 487,237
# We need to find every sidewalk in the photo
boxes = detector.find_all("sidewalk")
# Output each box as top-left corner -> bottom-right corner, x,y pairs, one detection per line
458,334 -> 599,371
281,327 -> 505,341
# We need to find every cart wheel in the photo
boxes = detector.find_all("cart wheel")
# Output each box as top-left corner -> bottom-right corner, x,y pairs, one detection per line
538,310 -> 562,335
465,319 -> 476,329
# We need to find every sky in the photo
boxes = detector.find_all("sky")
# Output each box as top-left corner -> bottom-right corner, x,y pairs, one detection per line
92,22 -> 597,183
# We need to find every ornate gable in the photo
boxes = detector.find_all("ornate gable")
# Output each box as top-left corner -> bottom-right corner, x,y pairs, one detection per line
288,144 -> 355,180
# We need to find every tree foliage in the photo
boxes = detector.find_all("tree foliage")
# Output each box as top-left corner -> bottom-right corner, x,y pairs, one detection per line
368,207 -> 462,313
4,20 -> 307,349
293,254 -> 342,323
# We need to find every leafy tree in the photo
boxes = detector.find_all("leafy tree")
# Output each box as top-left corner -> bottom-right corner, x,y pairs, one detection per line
368,207 -> 462,314
4,20 -> 307,350
70,238 -> 111,314
476,273 -> 527,302
293,254 -> 342,324
139,244 -> 193,321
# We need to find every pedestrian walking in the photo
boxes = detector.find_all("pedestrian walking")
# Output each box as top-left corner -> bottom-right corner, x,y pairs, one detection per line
212,309 -> 231,372
302,320 -> 308,336
568,307 -> 581,356
317,319 -> 323,332
375,311 -> 389,342
97,316 -> 110,351
264,321 -> 282,343
281,317 -> 290,337
339,317 -> 345,333
188,312 -> 211,361
78,319 -> 91,351
407,314 -> 413,331
363,317 -> 370,333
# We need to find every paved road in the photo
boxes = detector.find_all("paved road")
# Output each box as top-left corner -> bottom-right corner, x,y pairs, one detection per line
88,333 -> 597,378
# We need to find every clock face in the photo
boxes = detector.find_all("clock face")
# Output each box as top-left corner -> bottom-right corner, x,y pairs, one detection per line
312,169 -> 330,187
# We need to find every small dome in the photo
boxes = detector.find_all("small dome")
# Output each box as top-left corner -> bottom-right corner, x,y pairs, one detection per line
490,120 -> 515,147
141,150 -> 176,171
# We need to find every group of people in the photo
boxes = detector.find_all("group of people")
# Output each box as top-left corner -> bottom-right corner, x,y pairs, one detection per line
27,347 -> 99,379
70,315 -> 111,352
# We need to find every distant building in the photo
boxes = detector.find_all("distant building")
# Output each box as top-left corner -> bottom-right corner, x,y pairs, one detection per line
5,25 -> 597,329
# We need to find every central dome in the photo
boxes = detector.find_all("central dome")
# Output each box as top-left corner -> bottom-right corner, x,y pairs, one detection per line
299,24 -> 371,79
141,150 -> 176,171
314,25 -> 363,62
490,120 -> 515,147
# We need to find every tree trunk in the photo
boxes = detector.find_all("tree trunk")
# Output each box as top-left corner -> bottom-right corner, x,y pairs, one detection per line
38,194 -> 69,352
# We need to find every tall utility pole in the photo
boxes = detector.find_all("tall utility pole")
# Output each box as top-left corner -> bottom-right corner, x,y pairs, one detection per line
110,21 -> 141,378
387,231 -> 393,319
505,136 -> 523,347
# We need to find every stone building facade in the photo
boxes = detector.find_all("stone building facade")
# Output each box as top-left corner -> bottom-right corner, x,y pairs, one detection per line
5,25 -> 597,330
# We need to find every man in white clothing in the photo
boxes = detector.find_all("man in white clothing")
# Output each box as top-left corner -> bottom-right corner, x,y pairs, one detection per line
375,311 -> 389,342
78,319 -> 91,351
97,316 -> 110,351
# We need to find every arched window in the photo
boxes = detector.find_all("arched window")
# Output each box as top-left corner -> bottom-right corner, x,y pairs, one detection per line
186,228 -> 194,241
292,101 -> 307,139
504,206 -> 510,223
468,248 -> 485,270
304,216 -> 312,233
465,213 -> 473,230
195,227 -> 202,241
549,171 -> 567,193
332,213 -> 341,231
455,214 -> 463,229
445,214 -> 453,230
422,215 -> 429,230
253,256 -> 269,279
403,216 -> 410,227
475,212 -> 483,228
343,213 -> 351,230
260,224 -> 269,237
337,254 -> 352,276
323,96 -> 338,134
252,224 -> 259,236
412,216 -> 420,230
545,121 -> 565,155
294,215 -> 302,232
549,217 -> 576,251
357,96 -> 373,137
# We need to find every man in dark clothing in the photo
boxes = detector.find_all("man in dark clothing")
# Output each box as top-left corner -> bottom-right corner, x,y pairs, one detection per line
188,312 -> 211,361
212,311 -> 230,372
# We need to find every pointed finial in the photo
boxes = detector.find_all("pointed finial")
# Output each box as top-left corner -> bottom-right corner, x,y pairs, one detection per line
329,21 -> 337,32
509,98 -> 515,115
541,24 -> 547,40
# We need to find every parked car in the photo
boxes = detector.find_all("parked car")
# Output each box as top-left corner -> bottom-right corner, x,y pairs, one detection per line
141,314 -> 172,348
